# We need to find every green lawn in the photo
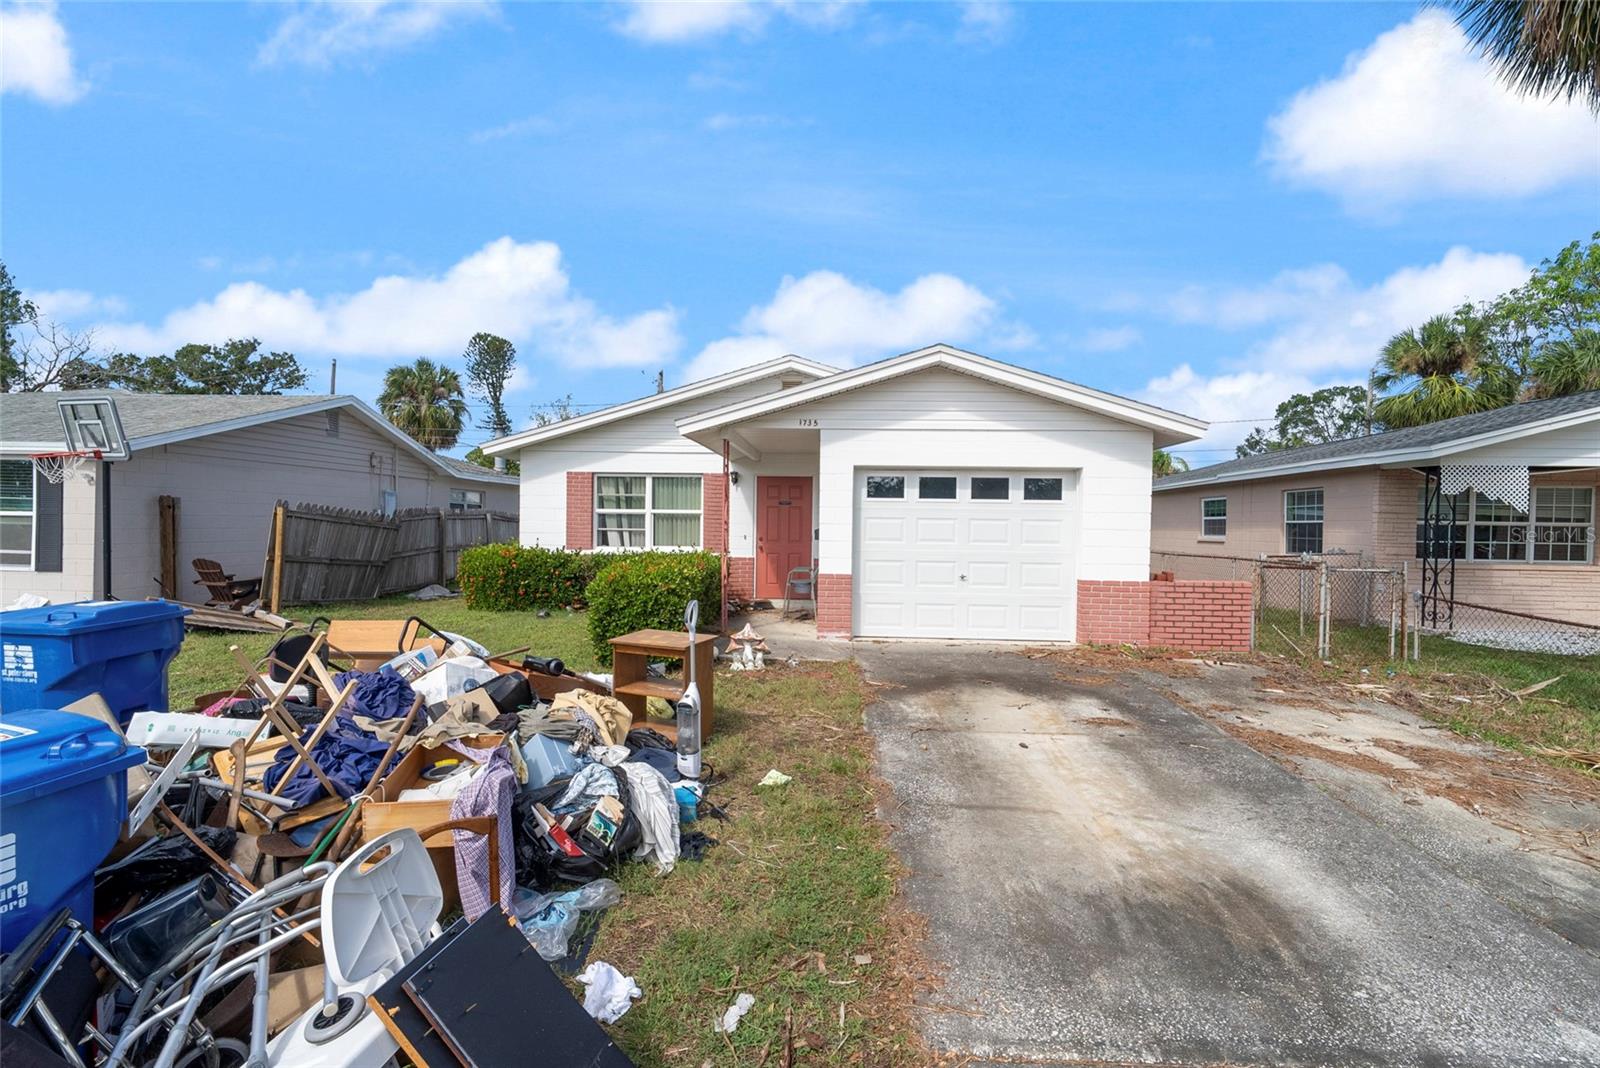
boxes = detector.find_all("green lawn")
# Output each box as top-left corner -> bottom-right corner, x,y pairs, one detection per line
168,596 -> 594,703
166,600 -> 923,1064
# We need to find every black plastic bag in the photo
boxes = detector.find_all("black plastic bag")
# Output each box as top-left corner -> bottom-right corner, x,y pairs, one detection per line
94,826 -> 237,906
513,771 -> 643,889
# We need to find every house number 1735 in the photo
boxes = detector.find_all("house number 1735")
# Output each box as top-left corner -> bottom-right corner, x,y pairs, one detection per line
797,418 -> 818,427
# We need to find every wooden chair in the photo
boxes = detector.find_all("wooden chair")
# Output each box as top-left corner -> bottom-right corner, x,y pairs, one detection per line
193,558 -> 262,608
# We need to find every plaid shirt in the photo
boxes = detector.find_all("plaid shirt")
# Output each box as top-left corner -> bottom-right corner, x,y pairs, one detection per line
448,740 -> 517,921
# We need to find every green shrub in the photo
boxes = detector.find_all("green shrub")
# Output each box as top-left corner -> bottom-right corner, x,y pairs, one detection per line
457,543 -> 601,611
585,551 -> 722,666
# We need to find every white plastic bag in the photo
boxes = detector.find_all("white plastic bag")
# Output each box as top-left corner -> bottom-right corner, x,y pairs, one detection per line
715,993 -> 755,1034
576,961 -> 640,1023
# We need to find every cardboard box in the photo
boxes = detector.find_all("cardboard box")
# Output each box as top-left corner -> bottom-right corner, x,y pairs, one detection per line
361,732 -> 507,849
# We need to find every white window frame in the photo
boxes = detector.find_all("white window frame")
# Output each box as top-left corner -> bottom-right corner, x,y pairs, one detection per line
1200,496 -> 1227,541
449,488 -> 485,513
1283,488 -> 1324,555
1414,485 -> 1594,565
594,474 -> 704,550
0,459 -> 37,571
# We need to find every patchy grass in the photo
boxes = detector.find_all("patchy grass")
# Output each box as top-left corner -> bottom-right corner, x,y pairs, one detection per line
167,597 -> 593,703
592,662 -> 924,1067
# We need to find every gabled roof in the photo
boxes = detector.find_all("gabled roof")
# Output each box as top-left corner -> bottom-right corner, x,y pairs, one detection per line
0,390 -> 517,485
480,354 -> 838,456
676,343 -> 1208,446
1155,389 -> 1600,491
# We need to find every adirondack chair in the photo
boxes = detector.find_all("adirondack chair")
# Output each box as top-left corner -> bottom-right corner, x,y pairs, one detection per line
192,557 -> 262,608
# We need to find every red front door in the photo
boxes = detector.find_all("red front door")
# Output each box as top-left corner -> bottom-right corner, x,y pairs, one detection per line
756,476 -> 813,600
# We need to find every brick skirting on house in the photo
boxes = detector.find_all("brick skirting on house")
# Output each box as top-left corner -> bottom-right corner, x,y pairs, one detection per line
1077,577 -> 1252,651
565,471 -> 593,550
726,556 -> 755,602
816,573 -> 852,636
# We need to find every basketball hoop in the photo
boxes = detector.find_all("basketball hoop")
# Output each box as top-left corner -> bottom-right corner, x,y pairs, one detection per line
30,450 -> 101,485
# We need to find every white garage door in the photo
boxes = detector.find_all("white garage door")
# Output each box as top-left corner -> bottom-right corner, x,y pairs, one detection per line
855,470 -> 1078,641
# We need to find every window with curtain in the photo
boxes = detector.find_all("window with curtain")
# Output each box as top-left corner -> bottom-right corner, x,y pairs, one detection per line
1,460 -> 35,569
1283,489 -> 1323,554
595,474 -> 701,548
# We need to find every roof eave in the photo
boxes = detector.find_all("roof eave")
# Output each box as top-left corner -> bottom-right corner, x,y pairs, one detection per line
481,354 -> 839,456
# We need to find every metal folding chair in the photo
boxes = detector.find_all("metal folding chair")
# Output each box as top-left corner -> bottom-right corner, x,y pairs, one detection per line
781,565 -> 816,619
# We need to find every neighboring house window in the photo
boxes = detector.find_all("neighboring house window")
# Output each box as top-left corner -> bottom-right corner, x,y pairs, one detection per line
1411,486 -> 1594,564
1533,486 -> 1594,563
594,475 -> 702,548
449,489 -> 484,512
0,460 -> 34,569
1283,489 -> 1323,554
1415,488 -> 1469,559
1200,497 -> 1227,538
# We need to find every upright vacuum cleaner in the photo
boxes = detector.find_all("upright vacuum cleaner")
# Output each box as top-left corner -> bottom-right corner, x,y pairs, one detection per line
675,600 -> 702,781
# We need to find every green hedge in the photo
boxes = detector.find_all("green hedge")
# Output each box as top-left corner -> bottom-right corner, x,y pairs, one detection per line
457,543 -> 603,611
585,551 -> 722,666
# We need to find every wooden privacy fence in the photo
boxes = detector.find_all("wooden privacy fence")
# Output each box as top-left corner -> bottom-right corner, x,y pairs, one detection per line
261,501 -> 518,609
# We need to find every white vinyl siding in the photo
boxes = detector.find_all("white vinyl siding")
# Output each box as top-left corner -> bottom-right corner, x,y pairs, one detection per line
595,474 -> 702,549
1,460 -> 35,569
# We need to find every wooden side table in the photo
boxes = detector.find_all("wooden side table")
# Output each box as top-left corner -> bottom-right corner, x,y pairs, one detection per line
607,629 -> 719,740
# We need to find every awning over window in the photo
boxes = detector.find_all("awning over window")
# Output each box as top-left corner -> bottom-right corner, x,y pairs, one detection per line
1440,463 -> 1529,513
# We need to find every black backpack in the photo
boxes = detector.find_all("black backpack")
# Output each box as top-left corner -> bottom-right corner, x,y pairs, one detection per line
513,769 -> 643,888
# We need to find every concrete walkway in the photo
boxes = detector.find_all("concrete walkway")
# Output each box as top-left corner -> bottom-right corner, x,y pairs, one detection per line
858,642 -> 1600,1068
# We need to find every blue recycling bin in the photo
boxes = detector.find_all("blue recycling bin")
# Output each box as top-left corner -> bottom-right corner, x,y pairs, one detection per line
0,600 -> 189,724
0,708 -> 146,952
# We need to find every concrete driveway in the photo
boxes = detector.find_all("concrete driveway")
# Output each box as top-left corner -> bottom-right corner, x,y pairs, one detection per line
860,642 -> 1600,1068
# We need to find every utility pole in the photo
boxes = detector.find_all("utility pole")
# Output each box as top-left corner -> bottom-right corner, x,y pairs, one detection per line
655,369 -> 665,394
1364,370 -> 1374,436
330,358 -> 338,393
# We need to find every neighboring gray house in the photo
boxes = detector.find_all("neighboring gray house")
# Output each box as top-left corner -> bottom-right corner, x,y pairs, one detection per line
0,391 -> 517,605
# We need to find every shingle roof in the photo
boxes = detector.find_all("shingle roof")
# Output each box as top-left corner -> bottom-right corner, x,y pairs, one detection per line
439,453 -> 517,484
1156,389 -> 1600,491
0,390 -> 337,448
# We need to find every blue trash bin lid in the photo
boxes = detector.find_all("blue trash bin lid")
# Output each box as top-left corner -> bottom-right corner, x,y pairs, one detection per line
0,709 -> 147,807
0,600 -> 189,637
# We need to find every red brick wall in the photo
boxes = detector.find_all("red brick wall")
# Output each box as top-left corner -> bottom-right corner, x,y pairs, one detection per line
726,556 -> 755,602
816,573 -> 852,637
1076,580 -> 1152,645
1149,580 -> 1253,651
565,472 -> 593,550
1076,578 -> 1252,651
703,474 -> 728,553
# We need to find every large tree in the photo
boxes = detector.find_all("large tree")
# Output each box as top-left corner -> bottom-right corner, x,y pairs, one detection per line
1236,385 -> 1374,457
1489,234 -> 1600,397
463,332 -> 517,440
1372,313 -> 1517,428
82,339 -> 307,394
378,358 -> 469,451
1447,0 -> 1600,109
1527,328 -> 1600,396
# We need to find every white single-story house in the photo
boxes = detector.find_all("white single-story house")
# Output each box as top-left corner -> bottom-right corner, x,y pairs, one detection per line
484,344 -> 1210,642
0,391 -> 518,605
1152,389 -> 1600,626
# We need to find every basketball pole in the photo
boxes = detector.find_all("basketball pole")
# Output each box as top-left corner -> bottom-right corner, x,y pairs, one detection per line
101,459 -> 113,599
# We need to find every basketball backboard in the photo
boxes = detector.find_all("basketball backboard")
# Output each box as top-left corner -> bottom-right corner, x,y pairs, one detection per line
57,396 -> 130,461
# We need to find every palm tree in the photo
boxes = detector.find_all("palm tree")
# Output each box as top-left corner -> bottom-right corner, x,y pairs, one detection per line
1371,314 -> 1516,428
1447,1 -> 1600,110
1152,449 -> 1190,477
1528,328 -> 1600,396
378,358 -> 469,450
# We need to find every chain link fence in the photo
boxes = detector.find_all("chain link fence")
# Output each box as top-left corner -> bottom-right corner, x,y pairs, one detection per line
1423,600 -> 1600,657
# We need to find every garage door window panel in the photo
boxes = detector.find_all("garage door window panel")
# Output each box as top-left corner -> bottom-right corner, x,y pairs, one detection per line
1024,478 -> 1062,501
971,477 -> 1010,500
918,476 -> 957,500
866,476 -> 905,499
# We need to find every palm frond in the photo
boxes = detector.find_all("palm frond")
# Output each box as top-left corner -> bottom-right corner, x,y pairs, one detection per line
1444,0 -> 1600,110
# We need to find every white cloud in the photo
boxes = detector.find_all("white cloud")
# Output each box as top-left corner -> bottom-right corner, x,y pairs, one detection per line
614,0 -> 857,43
702,111 -> 808,132
1168,246 -> 1529,374
258,0 -> 496,68
956,1 -> 1013,45
1142,245 -> 1532,456
469,114 -> 560,143
89,237 -> 681,369
1,2 -> 86,104
1077,325 -> 1141,353
686,269 -> 1005,379
1264,10 -> 1599,210
25,288 -> 126,320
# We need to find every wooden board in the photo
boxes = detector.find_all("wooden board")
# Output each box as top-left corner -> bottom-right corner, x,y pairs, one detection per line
369,918 -> 470,1068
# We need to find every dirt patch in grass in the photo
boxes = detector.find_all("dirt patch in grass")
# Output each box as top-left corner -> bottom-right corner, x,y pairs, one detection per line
589,661 -> 932,1067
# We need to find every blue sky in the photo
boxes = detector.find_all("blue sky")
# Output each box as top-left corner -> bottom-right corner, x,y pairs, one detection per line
3,1 -> 1595,463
